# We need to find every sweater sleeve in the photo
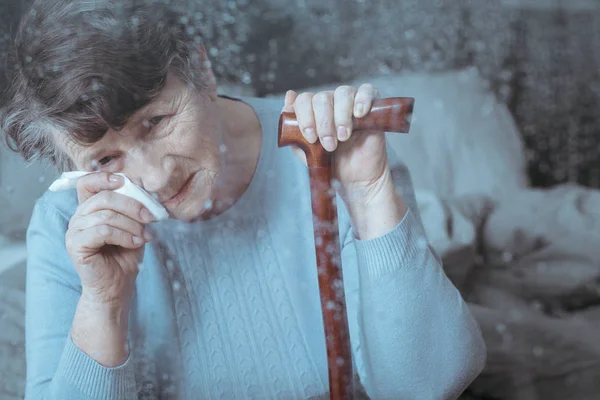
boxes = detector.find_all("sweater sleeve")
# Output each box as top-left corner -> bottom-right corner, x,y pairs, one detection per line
25,196 -> 137,400
339,145 -> 486,400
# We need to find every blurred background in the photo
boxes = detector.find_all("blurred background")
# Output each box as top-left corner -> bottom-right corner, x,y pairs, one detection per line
1,0 -> 600,399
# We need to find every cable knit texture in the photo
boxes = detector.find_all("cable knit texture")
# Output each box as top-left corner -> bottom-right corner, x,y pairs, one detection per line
24,96 -> 485,400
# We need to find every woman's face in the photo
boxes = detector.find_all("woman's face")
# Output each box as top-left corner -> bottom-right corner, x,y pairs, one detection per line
64,73 -> 225,222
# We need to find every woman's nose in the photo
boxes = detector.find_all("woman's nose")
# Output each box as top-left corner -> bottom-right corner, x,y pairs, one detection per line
125,147 -> 174,196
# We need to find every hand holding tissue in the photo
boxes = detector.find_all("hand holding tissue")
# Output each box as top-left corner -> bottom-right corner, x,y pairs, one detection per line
49,171 -> 169,221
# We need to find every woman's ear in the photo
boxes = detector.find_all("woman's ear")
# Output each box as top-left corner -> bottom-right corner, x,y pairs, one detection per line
194,43 -> 218,101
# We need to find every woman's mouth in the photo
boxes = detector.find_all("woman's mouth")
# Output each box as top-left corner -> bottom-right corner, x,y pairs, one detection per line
164,173 -> 197,208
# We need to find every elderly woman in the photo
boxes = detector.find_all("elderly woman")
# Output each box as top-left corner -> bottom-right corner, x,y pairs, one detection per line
1,0 -> 485,399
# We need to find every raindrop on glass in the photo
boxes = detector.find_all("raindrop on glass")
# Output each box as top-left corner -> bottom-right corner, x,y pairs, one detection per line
166,259 -> 175,272
219,144 -> 228,153
172,280 -> 181,291
242,72 -> 252,85
501,251 -> 513,263
315,236 -> 323,247
495,323 -> 507,334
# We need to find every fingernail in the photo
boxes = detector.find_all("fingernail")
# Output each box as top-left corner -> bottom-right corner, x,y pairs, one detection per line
337,126 -> 348,141
322,136 -> 337,151
141,208 -> 154,222
354,103 -> 364,117
304,128 -> 317,143
109,174 -> 122,183
133,236 -> 144,245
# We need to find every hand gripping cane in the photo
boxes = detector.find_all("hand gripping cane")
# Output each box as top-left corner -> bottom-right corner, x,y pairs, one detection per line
277,97 -> 415,400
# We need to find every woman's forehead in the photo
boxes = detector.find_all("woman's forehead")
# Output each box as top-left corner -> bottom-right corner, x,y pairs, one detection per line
59,74 -> 195,168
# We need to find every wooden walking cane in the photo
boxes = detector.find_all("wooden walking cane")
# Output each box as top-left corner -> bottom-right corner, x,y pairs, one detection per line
277,97 -> 415,400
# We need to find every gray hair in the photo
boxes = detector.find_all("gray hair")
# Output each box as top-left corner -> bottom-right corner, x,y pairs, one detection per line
1,0 -> 209,172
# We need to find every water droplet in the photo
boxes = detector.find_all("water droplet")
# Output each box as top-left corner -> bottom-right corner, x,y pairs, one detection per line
501,251 -> 514,263
530,300 -> 544,312
532,346 -> 544,357
242,72 -> 251,84
306,68 -> 316,78
404,29 -> 416,40
25,55 -> 32,63
166,259 -> 175,272
336,357 -> 345,366
495,323 -> 507,333
326,301 -> 337,310
219,144 -> 227,153
38,176 -> 46,183
203,199 -> 213,210
162,373 -> 170,380
172,281 -> 181,291
315,236 -> 323,247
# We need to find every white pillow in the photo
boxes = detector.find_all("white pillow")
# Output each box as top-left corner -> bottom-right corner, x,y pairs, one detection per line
365,68 -> 529,199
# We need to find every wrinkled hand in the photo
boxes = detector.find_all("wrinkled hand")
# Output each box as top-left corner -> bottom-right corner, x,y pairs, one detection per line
65,172 -> 155,305
282,84 -> 393,206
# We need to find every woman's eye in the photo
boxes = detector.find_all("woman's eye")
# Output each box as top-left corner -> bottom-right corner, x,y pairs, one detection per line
97,156 -> 113,166
147,115 -> 165,127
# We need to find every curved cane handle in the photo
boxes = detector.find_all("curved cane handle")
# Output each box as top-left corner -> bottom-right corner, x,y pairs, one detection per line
277,97 -> 415,165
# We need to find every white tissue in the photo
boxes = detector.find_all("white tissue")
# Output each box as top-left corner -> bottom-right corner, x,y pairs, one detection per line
49,171 -> 169,221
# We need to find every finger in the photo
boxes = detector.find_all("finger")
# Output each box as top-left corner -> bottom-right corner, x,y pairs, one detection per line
69,209 -> 151,241
312,91 -> 337,152
76,172 -> 124,204
354,83 -> 378,119
73,224 -> 147,257
293,92 -> 318,143
282,90 -> 298,113
75,190 -> 155,225
333,85 -> 357,142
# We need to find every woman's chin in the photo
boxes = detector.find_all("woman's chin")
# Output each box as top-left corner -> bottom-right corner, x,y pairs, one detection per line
168,197 -> 214,223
